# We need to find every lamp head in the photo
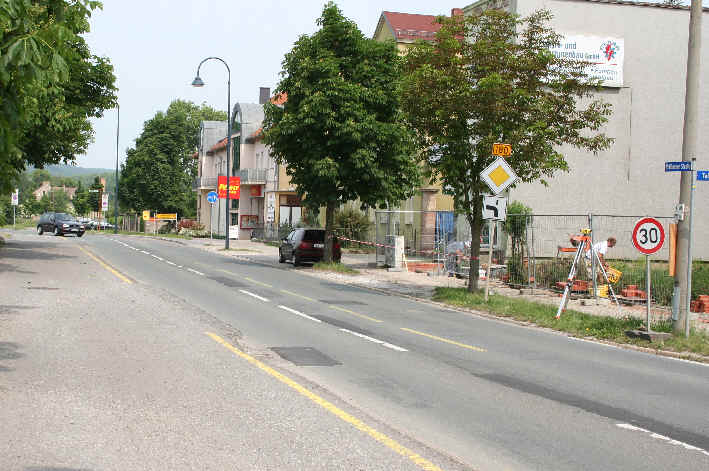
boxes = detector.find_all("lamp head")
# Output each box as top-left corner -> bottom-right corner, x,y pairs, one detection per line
191,76 -> 205,87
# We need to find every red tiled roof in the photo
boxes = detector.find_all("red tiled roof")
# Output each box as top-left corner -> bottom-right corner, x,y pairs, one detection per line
270,93 -> 287,105
209,137 -> 227,153
382,11 -> 443,42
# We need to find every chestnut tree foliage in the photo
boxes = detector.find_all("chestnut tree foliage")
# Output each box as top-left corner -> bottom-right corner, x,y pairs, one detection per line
401,10 -> 612,290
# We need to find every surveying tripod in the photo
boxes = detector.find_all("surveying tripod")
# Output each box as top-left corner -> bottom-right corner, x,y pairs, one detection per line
555,228 -> 620,319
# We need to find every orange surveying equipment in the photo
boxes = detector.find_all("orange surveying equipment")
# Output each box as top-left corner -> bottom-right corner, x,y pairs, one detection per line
556,228 -> 620,319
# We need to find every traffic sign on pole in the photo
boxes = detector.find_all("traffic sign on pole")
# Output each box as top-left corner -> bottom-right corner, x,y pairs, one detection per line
697,170 -> 709,181
665,160 -> 692,172
11,189 -> 18,206
492,143 -> 512,157
480,157 -> 518,195
632,217 -> 665,255
665,161 -> 693,172
207,191 -> 218,204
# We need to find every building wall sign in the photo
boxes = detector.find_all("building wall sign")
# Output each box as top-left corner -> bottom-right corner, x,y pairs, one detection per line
550,35 -> 624,87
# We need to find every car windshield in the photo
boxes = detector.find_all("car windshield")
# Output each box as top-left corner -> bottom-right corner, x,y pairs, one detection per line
55,213 -> 75,222
303,230 -> 325,243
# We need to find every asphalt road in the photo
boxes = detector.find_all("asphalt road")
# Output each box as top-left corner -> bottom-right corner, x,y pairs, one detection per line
3,229 -> 709,470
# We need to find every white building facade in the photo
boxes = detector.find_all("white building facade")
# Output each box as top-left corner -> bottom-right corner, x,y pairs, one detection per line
464,0 -> 709,259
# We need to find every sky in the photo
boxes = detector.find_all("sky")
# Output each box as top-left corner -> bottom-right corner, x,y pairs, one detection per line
77,0 -> 462,169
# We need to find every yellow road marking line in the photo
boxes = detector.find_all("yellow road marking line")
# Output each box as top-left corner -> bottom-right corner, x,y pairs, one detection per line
206,332 -> 444,471
245,276 -> 272,288
330,305 -> 383,323
401,328 -> 486,352
78,245 -> 132,284
281,289 -> 316,302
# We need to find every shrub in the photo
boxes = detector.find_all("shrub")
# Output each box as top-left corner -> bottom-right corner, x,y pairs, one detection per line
335,204 -> 372,246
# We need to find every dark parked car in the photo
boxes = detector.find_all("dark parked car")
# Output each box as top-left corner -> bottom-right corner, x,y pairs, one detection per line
37,212 -> 85,237
279,228 -> 341,266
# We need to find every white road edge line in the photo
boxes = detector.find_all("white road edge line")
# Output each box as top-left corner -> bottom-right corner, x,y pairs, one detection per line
151,254 -> 164,261
239,289 -> 269,302
140,250 -> 150,255
339,328 -> 407,352
616,423 -> 709,457
165,260 -> 176,266
187,268 -> 205,276
278,305 -> 322,323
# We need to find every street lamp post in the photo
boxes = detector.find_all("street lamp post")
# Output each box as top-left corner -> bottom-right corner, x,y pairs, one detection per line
114,104 -> 119,234
192,57 -> 232,249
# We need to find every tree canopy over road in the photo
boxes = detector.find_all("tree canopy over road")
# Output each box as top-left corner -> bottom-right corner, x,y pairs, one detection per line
0,0 -> 117,194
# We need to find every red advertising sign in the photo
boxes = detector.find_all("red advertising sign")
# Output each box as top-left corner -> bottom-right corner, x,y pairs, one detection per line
217,176 -> 240,199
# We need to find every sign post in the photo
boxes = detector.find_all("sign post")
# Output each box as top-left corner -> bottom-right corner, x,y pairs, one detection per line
481,153 -> 517,301
11,189 -> 18,229
207,191 -> 218,239
632,217 -> 666,333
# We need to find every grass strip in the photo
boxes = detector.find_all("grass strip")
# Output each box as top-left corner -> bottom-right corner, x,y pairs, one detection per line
313,261 -> 359,275
432,287 -> 709,358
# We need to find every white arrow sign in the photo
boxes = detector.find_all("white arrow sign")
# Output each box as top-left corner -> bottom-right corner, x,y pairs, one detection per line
482,195 -> 507,220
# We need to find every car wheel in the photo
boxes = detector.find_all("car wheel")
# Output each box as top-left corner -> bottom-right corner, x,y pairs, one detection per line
53,226 -> 61,236
37,226 -> 43,235
77,232 -> 84,238
279,249 -> 285,263
293,254 -> 301,267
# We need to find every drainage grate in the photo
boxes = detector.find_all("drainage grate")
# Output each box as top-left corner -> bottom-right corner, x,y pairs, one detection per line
207,276 -> 246,288
270,347 -> 341,366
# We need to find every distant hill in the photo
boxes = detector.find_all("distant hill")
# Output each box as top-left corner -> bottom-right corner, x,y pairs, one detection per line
43,164 -> 114,177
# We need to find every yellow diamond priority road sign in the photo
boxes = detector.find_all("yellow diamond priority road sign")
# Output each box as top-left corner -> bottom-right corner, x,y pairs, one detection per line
481,157 -> 518,195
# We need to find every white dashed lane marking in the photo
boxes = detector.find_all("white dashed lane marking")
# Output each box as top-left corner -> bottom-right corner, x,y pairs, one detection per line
616,423 -> 709,457
339,328 -> 408,352
239,290 -> 269,302
278,305 -> 322,323
187,268 -> 204,276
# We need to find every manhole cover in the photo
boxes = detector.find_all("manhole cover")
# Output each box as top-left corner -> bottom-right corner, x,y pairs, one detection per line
270,347 -> 341,366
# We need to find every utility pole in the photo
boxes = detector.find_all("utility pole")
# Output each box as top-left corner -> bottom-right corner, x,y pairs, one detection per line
674,0 -> 702,336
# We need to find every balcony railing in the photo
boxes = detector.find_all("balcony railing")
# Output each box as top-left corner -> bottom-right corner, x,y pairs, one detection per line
193,168 -> 267,190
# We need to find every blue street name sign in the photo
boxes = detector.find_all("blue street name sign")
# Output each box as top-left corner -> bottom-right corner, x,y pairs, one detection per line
207,191 -> 218,203
698,170 -> 709,181
665,161 -> 692,172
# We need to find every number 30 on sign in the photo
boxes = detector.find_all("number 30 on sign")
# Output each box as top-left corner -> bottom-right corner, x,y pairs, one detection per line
632,217 -> 665,255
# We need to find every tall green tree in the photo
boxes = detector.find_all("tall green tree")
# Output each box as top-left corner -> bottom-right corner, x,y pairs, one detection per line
263,2 -> 420,261
119,100 -> 225,216
0,0 -> 117,194
72,180 -> 90,215
401,10 -> 612,290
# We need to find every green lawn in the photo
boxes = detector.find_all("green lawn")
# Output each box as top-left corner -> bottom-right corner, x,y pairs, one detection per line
432,287 -> 709,358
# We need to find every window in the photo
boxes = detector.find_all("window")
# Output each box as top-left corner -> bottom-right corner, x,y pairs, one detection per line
231,213 -> 239,226
231,199 -> 239,209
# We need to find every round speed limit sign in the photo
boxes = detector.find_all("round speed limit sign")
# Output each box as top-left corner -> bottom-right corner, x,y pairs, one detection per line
632,217 -> 665,255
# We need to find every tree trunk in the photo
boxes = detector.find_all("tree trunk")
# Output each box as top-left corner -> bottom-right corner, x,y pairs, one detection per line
467,192 -> 483,292
324,201 -> 336,263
